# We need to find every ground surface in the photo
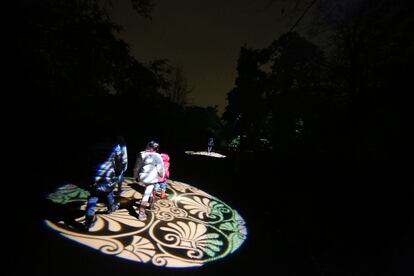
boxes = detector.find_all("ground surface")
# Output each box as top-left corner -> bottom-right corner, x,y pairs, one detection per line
8,150 -> 413,275
44,177 -> 246,268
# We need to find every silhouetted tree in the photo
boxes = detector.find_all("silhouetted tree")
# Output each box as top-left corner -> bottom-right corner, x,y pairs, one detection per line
223,0 -> 412,161
18,0 -> 155,98
149,61 -> 192,106
167,66 -> 193,106
265,32 -> 330,158
181,106 -> 223,151
312,0 -> 414,160
16,0 -> 160,178
222,46 -> 267,152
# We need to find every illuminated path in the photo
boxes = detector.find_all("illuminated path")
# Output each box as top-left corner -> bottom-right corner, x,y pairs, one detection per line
185,151 -> 226,158
45,177 -> 246,268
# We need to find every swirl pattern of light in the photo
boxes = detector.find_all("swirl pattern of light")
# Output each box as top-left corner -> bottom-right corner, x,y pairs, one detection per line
45,177 -> 247,268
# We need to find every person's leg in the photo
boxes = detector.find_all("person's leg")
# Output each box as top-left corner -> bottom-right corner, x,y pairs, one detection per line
161,182 -> 167,193
141,184 -> 154,206
154,182 -> 160,192
138,184 -> 154,220
116,172 -> 124,195
107,190 -> 119,213
85,195 -> 98,230
160,181 -> 168,199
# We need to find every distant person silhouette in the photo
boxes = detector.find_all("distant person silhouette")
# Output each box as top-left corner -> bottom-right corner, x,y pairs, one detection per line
155,153 -> 170,199
208,137 -> 214,154
133,141 -> 165,220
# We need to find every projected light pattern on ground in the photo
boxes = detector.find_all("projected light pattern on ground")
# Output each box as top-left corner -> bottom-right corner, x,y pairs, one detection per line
45,177 -> 246,268
185,151 -> 226,158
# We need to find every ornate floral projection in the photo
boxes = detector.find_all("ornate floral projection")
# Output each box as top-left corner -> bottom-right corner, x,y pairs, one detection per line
45,177 -> 247,268
184,151 -> 226,158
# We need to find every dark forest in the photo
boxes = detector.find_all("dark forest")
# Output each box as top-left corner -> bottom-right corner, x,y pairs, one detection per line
12,0 -> 413,275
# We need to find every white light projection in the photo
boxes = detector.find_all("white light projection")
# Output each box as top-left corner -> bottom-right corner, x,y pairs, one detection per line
45,177 -> 247,268
185,151 -> 227,158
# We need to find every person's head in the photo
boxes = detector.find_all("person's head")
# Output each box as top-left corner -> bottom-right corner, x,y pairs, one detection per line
116,135 -> 126,145
146,141 -> 159,151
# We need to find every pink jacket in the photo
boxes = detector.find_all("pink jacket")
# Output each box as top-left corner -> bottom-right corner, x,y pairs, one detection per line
158,153 -> 170,182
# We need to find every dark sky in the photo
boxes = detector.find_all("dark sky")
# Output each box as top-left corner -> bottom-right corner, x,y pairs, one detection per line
110,0 -> 314,114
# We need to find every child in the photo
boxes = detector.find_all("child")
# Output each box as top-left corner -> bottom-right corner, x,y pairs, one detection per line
84,143 -> 121,230
134,141 -> 165,220
155,153 -> 170,199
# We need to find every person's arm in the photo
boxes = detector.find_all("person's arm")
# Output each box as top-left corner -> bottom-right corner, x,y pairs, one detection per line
165,163 -> 170,178
122,145 -> 128,171
106,166 -> 117,187
133,154 -> 143,180
155,154 -> 165,179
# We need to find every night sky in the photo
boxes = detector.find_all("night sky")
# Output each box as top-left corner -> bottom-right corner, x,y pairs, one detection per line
110,0 -> 314,114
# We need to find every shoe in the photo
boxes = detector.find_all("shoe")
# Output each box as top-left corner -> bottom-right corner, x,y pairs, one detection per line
108,203 -> 120,214
138,210 -> 147,221
160,192 -> 169,199
85,215 -> 96,231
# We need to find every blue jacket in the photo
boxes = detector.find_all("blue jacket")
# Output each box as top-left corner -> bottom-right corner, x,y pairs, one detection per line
93,143 -> 126,191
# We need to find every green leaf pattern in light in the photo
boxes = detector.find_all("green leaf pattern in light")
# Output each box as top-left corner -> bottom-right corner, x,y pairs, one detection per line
45,178 -> 247,268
